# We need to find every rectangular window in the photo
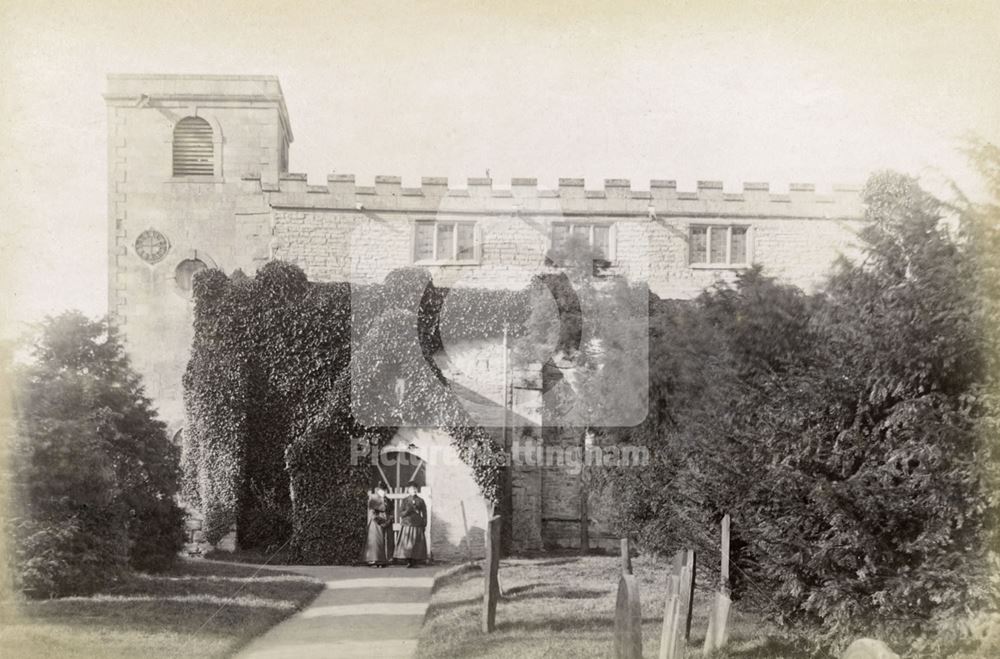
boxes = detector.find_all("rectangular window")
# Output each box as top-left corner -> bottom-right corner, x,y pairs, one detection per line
592,225 -> 610,259
551,224 -> 570,252
456,224 -> 475,260
730,227 -> 748,264
436,223 -> 454,259
690,227 -> 708,264
414,222 -> 435,261
550,222 -> 614,260
689,224 -> 751,266
413,221 -> 478,263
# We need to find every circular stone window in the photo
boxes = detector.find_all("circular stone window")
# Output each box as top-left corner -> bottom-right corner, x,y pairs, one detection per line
175,259 -> 208,296
135,229 -> 170,264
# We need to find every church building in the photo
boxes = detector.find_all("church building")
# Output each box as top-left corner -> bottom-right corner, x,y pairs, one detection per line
105,74 -> 865,559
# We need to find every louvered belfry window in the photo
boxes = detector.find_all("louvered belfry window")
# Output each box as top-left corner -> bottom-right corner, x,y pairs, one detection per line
172,117 -> 214,176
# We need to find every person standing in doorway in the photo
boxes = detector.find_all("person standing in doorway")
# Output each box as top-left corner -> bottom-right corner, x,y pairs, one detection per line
393,484 -> 428,568
362,486 -> 393,567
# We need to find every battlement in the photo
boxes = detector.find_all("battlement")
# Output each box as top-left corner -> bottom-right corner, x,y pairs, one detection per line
247,173 -> 864,219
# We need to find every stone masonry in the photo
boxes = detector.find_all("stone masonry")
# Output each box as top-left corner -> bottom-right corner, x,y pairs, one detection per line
106,74 -> 866,555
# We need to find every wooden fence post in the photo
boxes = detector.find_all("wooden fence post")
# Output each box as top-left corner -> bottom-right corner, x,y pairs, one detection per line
620,537 -> 632,575
614,573 -> 642,659
704,514 -> 732,654
721,514 -> 730,592
482,515 -> 501,633
679,549 -> 695,641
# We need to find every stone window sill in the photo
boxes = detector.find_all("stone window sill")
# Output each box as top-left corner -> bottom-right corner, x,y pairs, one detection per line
413,260 -> 481,267
548,260 -> 621,270
168,176 -> 225,184
689,263 -> 751,270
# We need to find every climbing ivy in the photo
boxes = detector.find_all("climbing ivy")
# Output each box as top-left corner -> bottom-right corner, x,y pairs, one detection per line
183,261 -> 521,561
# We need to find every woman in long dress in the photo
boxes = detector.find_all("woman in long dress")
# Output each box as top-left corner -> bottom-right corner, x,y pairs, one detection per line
362,486 -> 393,567
393,485 -> 428,568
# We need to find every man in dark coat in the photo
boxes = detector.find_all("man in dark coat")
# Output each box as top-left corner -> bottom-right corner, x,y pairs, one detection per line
393,484 -> 428,567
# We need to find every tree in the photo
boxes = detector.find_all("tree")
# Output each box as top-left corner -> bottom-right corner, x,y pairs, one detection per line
598,165 -> 999,650
9,312 -> 184,596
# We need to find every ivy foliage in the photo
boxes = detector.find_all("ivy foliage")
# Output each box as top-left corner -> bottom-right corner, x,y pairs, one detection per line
183,262 -> 519,562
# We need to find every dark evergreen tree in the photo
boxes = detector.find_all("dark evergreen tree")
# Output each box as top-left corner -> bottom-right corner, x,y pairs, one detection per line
598,164 -> 1000,650
9,312 -> 184,597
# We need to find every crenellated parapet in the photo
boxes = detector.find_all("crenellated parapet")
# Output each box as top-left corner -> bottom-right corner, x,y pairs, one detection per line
246,172 -> 864,219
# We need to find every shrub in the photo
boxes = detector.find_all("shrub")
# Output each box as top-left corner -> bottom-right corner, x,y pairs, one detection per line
598,169 -> 999,648
9,517 -> 127,599
126,494 -> 186,571
9,312 -> 184,595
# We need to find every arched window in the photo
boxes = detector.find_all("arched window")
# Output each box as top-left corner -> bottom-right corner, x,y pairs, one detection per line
172,117 -> 214,176
175,259 -> 207,296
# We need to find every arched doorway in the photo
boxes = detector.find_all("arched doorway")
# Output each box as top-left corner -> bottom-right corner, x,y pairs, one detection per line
372,441 -> 433,559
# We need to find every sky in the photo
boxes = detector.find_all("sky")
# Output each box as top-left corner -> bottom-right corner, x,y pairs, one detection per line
1,0 -> 998,337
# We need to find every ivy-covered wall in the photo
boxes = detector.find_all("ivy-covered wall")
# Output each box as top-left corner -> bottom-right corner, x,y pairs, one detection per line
182,262 -> 523,562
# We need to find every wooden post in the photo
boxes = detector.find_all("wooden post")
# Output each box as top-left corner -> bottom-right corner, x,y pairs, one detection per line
580,430 -> 594,555
679,550 -> 695,641
614,574 -> 642,659
721,514 -> 730,593
424,488 -> 433,563
704,515 -> 732,654
482,515 -> 501,633
620,538 -> 632,575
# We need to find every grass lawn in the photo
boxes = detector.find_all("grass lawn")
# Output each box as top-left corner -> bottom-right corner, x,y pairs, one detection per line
417,553 -> 799,659
0,559 -> 324,658
203,547 -> 298,565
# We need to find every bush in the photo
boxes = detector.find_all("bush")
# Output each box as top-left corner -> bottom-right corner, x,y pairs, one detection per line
598,169 -> 999,649
9,517 -> 127,598
8,312 -> 185,596
126,495 -> 186,571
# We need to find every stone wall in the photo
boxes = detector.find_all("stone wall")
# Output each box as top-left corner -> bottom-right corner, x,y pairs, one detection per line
106,74 -> 290,432
263,175 -> 865,299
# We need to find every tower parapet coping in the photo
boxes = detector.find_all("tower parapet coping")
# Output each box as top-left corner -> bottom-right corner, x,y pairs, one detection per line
104,73 -> 293,143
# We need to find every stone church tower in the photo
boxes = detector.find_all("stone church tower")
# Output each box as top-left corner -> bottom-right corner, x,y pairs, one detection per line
104,75 -> 291,430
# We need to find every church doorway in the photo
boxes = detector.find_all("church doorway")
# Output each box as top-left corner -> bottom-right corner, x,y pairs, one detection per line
373,443 -> 433,559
